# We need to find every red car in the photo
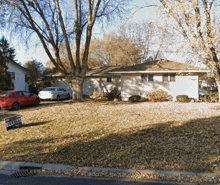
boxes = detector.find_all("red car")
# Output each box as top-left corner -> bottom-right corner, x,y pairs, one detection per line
0,91 -> 40,110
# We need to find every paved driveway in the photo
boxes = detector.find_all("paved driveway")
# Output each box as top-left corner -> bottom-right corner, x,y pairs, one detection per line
0,99 -> 73,120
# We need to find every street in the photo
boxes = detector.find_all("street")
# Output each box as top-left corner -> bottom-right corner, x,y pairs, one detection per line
0,174 -> 180,185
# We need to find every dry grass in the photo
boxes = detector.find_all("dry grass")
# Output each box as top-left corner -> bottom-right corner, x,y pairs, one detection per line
1,101 -> 220,173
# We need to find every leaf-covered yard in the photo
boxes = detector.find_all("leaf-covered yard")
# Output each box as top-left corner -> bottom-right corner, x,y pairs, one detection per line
1,101 -> 220,173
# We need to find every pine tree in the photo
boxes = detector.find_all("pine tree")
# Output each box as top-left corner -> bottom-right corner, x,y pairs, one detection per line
0,36 -> 15,61
0,51 -> 14,92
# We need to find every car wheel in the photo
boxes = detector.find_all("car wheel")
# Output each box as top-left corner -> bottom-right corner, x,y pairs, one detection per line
12,102 -> 20,110
67,94 -> 70,99
57,95 -> 60,101
35,99 -> 40,106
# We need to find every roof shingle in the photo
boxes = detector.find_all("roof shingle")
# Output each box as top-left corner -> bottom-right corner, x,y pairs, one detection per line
87,60 -> 208,76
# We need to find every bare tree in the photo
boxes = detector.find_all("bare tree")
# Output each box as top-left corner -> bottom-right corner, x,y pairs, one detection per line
118,21 -> 167,61
2,0 -> 130,100
88,32 -> 142,66
158,0 -> 220,100
88,21 -> 168,67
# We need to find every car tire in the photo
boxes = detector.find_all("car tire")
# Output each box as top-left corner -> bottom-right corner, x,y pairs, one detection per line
12,102 -> 20,110
35,99 -> 40,106
67,94 -> 70,99
57,95 -> 60,101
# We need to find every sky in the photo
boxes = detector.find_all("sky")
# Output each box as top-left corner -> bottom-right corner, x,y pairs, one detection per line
0,0 -> 162,67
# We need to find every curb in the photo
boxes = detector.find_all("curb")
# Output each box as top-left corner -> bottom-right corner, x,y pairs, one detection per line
1,161 -> 220,179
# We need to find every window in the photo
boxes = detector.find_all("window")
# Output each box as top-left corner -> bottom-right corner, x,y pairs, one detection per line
163,74 -> 168,82
15,92 -> 24,97
107,77 -> 112,82
43,87 -> 56,91
148,74 -> 154,82
23,91 -> 31,96
170,74 -> 175,82
141,74 -> 147,82
0,91 -> 13,97
8,72 -> 15,80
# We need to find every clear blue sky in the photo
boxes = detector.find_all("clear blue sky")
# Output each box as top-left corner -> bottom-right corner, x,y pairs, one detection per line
0,0 -> 160,66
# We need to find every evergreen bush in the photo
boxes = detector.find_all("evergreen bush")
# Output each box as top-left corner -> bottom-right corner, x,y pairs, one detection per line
106,87 -> 121,101
129,95 -> 142,102
176,95 -> 190,102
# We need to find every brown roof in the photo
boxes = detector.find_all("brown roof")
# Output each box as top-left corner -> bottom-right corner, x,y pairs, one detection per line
111,59 -> 208,73
49,60 -> 208,77
86,66 -> 120,76
49,66 -> 120,77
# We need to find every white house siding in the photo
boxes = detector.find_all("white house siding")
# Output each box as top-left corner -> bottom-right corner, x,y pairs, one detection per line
55,76 -> 120,97
6,62 -> 26,91
170,75 -> 199,101
83,76 -> 121,95
55,79 -> 73,97
121,74 -> 199,101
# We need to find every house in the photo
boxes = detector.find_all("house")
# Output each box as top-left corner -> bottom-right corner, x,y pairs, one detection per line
53,66 -> 121,98
54,59 -> 209,101
109,60 -> 209,101
6,59 -> 29,91
83,66 -> 121,95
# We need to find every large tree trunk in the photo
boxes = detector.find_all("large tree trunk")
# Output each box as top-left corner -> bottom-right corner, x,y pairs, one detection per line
215,79 -> 220,103
69,76 -> 84,101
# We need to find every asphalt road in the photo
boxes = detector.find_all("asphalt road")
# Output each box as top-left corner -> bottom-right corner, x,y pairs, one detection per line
0,174 -> 181,185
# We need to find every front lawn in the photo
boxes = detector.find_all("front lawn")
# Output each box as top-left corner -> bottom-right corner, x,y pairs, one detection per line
1,101 -> 220,173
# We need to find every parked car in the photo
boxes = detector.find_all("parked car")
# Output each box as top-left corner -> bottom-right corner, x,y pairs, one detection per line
38,87 -> 70,101
0,91 -> 40,110
199,90 -> 209,98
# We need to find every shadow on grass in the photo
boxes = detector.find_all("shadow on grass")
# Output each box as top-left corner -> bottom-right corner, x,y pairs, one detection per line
22,121 -> 50,127
1,115 -> 220,173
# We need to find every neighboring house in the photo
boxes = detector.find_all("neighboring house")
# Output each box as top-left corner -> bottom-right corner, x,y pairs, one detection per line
199,73 -> 217,91
53,59 -> 209,101
6,59 -> 29,92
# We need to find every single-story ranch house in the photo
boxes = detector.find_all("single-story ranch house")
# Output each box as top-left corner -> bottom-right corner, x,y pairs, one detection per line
6,59 -> 29,91
54,59 -> 209,101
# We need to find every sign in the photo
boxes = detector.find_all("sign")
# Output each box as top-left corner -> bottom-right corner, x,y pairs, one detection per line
5,115 -> 22,131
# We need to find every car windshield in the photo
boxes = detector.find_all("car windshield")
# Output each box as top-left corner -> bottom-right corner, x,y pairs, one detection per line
43,88 -> 56,91
0,91 -> 13,97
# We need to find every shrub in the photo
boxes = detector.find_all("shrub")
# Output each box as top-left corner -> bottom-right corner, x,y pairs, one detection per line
201,92 -> 219,103
106,87 -> 121,101
129,95 -> 142,102
176,95 -> 189,102
90,91 -> 104,100
83,94 -> 90,99
147,89 -> 167,102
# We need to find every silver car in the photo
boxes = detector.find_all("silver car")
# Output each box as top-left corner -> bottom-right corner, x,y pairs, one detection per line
199,90 -> 209,97
38,87 -> 70,101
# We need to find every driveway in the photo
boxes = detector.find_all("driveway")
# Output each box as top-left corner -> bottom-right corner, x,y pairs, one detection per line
0,99 -> 73,120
